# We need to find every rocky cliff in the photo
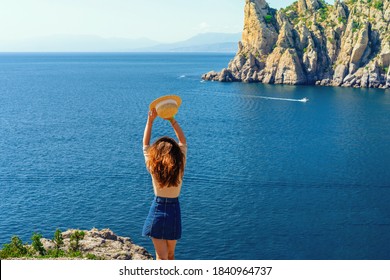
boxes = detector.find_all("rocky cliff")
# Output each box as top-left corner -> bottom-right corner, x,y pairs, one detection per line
202,0 -> 390,89
40,228 -> 153,260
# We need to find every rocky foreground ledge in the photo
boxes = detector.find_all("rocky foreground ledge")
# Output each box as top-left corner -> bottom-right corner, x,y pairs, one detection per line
40,228 -> 153,260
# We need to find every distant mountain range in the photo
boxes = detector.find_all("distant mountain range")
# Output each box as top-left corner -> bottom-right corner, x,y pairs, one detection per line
0,32 -> 241,53
137,33 -> 241,52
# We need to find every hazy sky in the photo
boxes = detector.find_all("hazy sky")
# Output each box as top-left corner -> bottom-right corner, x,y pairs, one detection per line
0,0 -> 300,43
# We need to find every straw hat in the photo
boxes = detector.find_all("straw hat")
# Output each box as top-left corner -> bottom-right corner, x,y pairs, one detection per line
149,95 -> 182,119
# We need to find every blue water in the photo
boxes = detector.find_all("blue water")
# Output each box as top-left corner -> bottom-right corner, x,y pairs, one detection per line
0,53 -> 389,260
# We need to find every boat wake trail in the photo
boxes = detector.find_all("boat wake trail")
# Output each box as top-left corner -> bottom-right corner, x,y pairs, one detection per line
246,95 -> 309,103
185,89 -> 309,103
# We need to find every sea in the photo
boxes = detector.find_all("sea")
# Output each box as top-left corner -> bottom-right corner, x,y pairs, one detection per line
0,53 -> 389,260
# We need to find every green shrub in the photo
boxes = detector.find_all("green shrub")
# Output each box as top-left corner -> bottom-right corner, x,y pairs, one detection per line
338,17 -> 347,24
284,1 -> 299,23
69,230 -> 85,252
283,1 -> 298,13
318,7 -> 329,22
264,14 -> 273,24
68,250 -> 83,258
0,236 -> 28,258
352,21 -> 361,33
52,229 -> 64,257
45,249 -> 66,258
86,253 -> 100,260
31,233 -> 46,256
373,1 -> 383,10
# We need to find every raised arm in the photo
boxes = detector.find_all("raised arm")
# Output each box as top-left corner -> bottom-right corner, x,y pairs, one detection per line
143,109 -> 157,146
169,118 -> 186,145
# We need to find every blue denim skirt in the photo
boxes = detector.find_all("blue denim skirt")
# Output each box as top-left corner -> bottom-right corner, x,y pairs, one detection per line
142,196 -> 182,240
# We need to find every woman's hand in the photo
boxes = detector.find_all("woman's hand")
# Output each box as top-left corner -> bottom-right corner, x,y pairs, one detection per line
144,108 -> 157,146
148,108 -> 158,122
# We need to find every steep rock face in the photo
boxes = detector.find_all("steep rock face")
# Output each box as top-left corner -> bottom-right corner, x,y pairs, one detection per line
241,0 -> 278,55
298,0 -> 322,14
202,0 -> 390,89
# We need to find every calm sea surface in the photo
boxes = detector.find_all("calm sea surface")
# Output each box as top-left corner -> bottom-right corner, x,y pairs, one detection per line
0,53 -> 389,259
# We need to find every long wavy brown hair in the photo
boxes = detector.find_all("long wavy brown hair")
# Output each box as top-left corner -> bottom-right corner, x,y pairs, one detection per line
146,136 -> 185,188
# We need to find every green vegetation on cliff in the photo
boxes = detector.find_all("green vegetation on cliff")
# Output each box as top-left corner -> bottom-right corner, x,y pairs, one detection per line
1,228 -> 153,260
0,229 -> 99,259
